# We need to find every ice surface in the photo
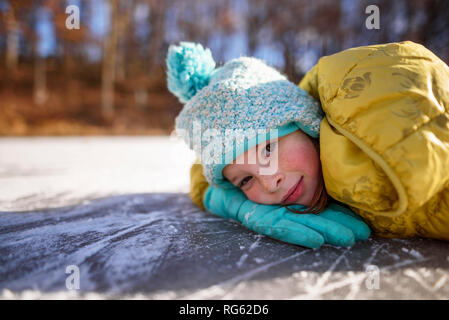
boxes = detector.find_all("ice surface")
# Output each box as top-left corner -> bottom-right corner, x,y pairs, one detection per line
1,137 -> 448,299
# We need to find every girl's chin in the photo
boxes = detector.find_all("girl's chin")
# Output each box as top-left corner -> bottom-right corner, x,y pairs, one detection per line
293,184 -> 316,206
286,195 -> 311,207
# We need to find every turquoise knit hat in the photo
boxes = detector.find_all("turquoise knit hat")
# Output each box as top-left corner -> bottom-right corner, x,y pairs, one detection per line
166,42 -> 324,189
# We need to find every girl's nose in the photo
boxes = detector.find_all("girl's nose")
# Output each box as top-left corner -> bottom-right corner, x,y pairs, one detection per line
260,173 -> 284,193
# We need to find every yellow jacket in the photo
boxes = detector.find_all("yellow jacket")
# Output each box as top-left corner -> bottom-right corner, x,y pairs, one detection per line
189,41 -> 449,240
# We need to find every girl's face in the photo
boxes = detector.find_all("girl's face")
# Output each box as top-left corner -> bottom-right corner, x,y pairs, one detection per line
222,130 -> 321,206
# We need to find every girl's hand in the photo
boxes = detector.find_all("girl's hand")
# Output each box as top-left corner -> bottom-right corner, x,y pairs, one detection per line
204,185 -> 371,249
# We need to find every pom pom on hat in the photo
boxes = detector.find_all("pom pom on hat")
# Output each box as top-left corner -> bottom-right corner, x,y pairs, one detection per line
166,42 -> 216,104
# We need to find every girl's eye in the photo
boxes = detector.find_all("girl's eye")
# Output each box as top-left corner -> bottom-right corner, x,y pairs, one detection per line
239,176 -> 252,188
263,142 -> 276,157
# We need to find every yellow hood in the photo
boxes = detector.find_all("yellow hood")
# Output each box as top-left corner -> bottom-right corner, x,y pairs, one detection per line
300,41 -> 449,238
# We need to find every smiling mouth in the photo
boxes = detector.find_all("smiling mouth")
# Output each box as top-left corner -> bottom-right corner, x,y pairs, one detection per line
281,176 -> 304,204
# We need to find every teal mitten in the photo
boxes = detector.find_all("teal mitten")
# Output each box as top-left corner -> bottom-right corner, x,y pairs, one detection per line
203,185 -> 371,249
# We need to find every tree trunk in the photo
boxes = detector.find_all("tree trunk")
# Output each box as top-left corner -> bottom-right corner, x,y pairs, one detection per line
33,56 -> 48,106
147,0 -> 167,75
115,0 -> 136,82
101,0 -> 119,119
282,32 -> 299,84
6,7 -> 19,74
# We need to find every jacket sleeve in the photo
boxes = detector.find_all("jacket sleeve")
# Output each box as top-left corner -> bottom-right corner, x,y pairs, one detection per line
189,158 -> 210,210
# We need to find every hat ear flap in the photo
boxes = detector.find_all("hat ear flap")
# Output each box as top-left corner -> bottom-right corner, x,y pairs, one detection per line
166,42 -> 216,104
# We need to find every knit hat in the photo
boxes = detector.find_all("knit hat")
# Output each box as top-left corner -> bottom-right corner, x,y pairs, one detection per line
166,42 -> 324,189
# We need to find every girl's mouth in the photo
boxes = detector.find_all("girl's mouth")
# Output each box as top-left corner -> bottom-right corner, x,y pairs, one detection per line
281,176 -> 304,204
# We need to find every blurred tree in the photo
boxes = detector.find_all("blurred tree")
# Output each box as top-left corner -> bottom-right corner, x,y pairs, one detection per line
102,0 -> 118,119
246,0 -> 269,56
4,0 -> 20,73
1,0 -> 449,135
44,0 -> 87,111
147,0 -> 168,75
404,0 -> 449,61
115,0 -> 137,82
3,0 -> 33,74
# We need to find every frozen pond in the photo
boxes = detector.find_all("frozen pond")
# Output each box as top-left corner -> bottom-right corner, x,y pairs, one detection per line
1,137 -> 448,299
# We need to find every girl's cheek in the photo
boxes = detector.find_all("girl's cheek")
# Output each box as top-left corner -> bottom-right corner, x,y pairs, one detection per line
280,144 -> 317,173
280,147 -> 307,171
245,189 -> 258,202
246,185 -> 277,205
245,186 -> 265,204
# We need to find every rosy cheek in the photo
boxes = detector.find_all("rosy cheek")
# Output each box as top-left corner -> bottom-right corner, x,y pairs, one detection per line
245,186 -> 265,204
282,139 -> 319,174
280,148 -> 309,172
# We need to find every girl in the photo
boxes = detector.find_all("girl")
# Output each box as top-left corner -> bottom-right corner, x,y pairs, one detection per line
167,41 -> 449,249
